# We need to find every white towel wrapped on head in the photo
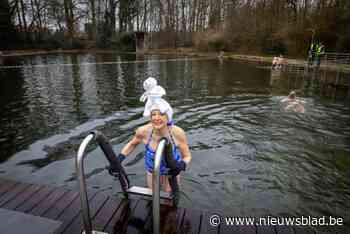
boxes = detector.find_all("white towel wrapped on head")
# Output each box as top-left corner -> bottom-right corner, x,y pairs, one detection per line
140,77 -> 163,102
140,77 -> 173,123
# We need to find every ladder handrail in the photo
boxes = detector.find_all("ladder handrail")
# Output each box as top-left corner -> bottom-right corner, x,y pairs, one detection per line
76,133 -> 94,234
76,132 -> 168,234
153,138 -> 167,234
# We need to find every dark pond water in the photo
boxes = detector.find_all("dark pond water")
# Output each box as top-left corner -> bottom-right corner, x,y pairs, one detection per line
0,53 -> 349,232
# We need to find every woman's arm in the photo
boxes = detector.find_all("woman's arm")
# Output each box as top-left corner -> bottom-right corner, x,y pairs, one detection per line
121,127 -> 144,156
175,127 -> 192,165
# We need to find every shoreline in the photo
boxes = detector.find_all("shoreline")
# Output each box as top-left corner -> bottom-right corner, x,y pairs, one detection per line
0,48 -> 281,62
0,48 -> 292,67
1,48 -> 349,73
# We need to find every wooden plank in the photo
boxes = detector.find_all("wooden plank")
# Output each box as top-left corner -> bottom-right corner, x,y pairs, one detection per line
30,187 -> 68,216
0,180 -> 315,234
42,190 -> 79,220
124,199 -> 152,234
61,191 -> 108,234
334,226 -> 349,234
15,185 -> 56,213
51,189 -> 98,234
0,178 -> 7,184
256,225 -> 277,234
199,212 -> 219,234
0,181 -> 25,200
160,206 -> 185,234
2,184 -> 42,210
104,199 -> 139,234
293,227 -> 316,234
0,182 -> 32,207
275,225 -> 294,234
0,180 -> 18,197
221,225 -> 257,234
92,197 -> 124,231
178,208 -> 202,234
220,222 -> 256,234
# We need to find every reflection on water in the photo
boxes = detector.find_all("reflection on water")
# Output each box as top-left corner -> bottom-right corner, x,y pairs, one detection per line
0,54 -> 349,232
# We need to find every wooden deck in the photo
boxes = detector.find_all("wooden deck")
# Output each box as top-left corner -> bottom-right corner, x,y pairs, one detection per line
0,178 -> 322,234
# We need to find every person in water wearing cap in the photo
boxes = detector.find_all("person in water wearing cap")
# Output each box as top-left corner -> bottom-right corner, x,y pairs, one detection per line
281,91 -> 305,113
272,56 -> 279,70
272,55 -> 285,70
115,77 -> 192,192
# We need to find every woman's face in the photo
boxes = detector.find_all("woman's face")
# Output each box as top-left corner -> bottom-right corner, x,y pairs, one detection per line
151,109 -> 168,130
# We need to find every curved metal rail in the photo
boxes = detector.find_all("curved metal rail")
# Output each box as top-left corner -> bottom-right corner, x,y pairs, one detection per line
76,133 -> 95,234
153,138 -> 167,234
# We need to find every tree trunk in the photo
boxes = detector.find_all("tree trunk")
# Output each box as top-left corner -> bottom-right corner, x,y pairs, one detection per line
15,0 -> 23,32
158,0 -> 166,31
34,0 -> 42,29
19,0 -> 27,32
109,0 -> 116,33
89,0 -> 97,40
64,0 -> 74,43
119,0 -> 127,32
142,0 -> 147,31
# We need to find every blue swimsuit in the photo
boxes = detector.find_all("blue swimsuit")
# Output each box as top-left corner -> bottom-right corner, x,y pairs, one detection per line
145,128 -> 182,175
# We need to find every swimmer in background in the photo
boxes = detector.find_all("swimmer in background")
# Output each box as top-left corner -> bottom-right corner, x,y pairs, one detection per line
280,91 -> 305,113
272,55 -> 285,70
271,54 -> 286,70
272,56 -> 279,70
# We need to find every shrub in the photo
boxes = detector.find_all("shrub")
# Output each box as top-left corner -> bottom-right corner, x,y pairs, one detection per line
208,38 -> 225,51
109,32 -> 135,51
193,29 -> 226,52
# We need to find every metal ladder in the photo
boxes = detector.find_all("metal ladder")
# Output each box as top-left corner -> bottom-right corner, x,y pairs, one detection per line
76,130 -> 171,234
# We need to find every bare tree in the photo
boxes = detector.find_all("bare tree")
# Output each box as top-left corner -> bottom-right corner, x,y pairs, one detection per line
89,0 -> 97,39
64,0 -> 75,41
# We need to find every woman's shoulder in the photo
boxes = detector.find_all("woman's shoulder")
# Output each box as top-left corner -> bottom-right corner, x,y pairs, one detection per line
170,125 -> 186,138
136,124 -> 152,138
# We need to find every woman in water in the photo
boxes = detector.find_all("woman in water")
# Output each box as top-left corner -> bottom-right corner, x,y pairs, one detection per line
281,91 -> 305,113
115,77 -> 191,192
